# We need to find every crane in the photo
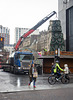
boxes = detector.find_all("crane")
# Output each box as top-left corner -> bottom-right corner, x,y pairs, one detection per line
15,11 -> 57,51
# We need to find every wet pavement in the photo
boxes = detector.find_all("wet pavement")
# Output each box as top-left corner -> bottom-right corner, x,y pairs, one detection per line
0,69 -> 73,93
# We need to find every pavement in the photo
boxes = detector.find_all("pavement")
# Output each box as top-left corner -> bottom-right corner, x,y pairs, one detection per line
1,81 -> 73,93
0,72 -> 73,93
0,71 -> 73,100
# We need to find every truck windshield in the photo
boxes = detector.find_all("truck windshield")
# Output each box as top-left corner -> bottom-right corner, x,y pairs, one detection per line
19,54 -> 33,61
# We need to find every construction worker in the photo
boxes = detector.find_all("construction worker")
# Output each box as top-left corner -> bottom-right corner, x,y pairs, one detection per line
54,60 -> 64,79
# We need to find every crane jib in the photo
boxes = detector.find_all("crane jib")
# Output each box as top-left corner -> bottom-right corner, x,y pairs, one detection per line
32,11 -> 56,30
23,29 -> 34,38
15,11 -> 56,50
15,38 -> 22,51
15,29 -> 34,50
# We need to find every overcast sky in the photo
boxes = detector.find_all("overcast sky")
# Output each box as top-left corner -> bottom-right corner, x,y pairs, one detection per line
0,0 -> 58,44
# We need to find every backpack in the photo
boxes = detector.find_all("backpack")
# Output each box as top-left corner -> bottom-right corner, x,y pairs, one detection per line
54,63 -> 60,73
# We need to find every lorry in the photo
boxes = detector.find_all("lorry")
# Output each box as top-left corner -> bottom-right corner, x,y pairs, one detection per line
3,51 -> 34,74
2,11 -> 57,74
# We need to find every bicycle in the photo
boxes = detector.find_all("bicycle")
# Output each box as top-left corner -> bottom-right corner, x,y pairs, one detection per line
48,73 -> 70,85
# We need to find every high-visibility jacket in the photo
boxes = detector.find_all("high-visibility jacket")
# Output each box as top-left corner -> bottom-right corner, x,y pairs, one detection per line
54,63 -> 64,73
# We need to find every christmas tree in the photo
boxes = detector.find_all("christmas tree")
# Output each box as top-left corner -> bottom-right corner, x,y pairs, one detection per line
49,20 -> 65,51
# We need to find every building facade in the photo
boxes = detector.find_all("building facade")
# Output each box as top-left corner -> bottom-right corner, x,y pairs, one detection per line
58,0 -> 73,51
39,31 -> 50,51
0,25 -> 10,45
20,30 -> 50,52
4,44 -> 14,55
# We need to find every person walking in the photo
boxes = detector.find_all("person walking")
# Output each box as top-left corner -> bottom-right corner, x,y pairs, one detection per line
28,63 -> 38,88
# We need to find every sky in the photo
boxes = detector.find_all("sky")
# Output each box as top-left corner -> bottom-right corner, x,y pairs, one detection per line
0,0 -> 58,44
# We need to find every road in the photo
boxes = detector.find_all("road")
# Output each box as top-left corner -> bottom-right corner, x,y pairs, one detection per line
0,88 -> 73,100
0,69 -> 73,93
0,69 -> 73,100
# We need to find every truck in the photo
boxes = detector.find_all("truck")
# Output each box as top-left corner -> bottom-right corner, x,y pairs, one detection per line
3,51 -> 34,74
2,11 -> 57,74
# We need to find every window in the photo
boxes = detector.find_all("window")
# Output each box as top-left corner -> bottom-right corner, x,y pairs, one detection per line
66,6 -> 73,51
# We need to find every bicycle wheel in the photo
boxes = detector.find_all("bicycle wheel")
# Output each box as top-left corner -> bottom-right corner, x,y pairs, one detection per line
48,75 -> 56,85
61,76 -> 70,84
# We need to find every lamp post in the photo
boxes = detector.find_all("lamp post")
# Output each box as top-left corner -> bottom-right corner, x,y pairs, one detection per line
54,48 -> 60,63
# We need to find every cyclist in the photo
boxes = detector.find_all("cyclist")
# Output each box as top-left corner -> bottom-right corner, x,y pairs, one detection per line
54,60 -> 64,80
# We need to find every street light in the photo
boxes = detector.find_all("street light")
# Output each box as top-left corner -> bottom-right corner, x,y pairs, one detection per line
54,49 -> 60,63
0,37 -> 4,49
55,49 -> 58,56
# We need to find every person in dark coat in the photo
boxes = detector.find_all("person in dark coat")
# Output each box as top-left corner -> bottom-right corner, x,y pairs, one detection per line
28,63 -> 38,88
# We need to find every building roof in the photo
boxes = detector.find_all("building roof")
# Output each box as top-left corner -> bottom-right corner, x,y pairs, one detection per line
38,55 -> 73,59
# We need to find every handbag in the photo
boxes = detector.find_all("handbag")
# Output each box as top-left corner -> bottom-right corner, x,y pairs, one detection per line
33,72 -> 38,78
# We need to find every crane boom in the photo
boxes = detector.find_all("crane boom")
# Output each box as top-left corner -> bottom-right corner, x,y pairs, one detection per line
15,11 -> 57,51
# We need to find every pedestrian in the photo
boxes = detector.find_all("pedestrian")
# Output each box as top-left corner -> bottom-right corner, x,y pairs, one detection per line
28,63 -> 38,88
64,64 -> 70,80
